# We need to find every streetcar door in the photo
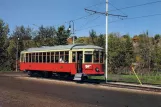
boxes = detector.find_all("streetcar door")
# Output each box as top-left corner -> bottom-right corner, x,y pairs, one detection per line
77,51 -> 83,73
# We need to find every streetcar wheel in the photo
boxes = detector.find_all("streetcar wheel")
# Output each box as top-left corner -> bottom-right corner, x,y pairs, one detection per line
28,71 -> 34,77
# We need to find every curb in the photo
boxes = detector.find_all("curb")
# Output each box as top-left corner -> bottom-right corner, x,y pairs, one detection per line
102,82 -> 161,92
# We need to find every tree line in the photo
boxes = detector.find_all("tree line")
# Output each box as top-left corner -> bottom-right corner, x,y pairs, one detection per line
1,19 -> 161,74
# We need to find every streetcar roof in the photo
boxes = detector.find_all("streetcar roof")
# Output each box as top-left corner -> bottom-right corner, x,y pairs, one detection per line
21,44 -> 103,53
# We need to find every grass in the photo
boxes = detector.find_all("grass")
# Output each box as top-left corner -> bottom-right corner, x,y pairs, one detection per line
88,74 -> 161,85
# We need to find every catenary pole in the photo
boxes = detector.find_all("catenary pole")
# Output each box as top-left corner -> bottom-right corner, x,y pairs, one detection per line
85,1 -> 127,83
16,37 -> 19,72
105,0 -> 108,83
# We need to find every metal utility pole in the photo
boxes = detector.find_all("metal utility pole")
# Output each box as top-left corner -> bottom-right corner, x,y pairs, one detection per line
16,37 -> 19,72
68,20 -> 75,44
105,0 -> 108,83
85,0 -> 127,83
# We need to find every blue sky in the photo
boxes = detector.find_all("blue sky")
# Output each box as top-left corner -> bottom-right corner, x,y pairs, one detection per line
1,0 -> 161,37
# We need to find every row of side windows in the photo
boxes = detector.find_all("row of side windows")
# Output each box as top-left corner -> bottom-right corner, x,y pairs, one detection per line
21,51 -> 69,63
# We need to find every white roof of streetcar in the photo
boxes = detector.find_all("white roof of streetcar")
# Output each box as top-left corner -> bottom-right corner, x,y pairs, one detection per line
21,44 -> 103,53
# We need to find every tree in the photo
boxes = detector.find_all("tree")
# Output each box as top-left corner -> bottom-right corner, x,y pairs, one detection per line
89,29 -> 97,45
151,34 -> 161,71
154,34 -> 161,44
54,26 -> 70,45
108,33 -> 122,73
7,39 -> 16,70
0,19 -> 9,71
34,25 -> 56,46
122,34 -> 134,67
11,25 -> 33,53
8,26 -> 33,70
10,26 -> 32,40
96,34 -> 105,48
75,37 -> 86,44
136,32 -> 153,73
75,37 -> 90,44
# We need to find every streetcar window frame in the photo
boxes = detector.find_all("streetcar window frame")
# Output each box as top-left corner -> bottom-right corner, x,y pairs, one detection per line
36,53 -> 39,62
47,52 -> 50,63
100,51 -> 104,63
42,52 -> 46,63
29,53 -> 32,62
51,52 -> 55,63
32,53 -> 35,63
55,52 -> 59,63
39,52 -> 43,63
23,50 -> 70,63
84,51 -> 92,63
60,51 -> 64,62
65,51 -> 69,63
93,51 -> 99,63
26,53 -> 28,62
72,51 -> 76,63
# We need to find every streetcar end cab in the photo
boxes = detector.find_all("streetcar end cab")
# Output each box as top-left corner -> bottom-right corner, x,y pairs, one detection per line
73,48 -> 104,81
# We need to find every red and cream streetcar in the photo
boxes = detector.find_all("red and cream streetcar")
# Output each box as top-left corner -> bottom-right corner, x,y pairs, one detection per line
19,44 -> 104,81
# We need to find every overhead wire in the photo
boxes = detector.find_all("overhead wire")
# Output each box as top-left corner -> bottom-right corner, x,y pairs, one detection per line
108,2 -> 127,16
70,1 -> 105,32
55,1 -> 109,29
53,13 -> 96,27
108,0 -> 161,12
78,15 -> 101,30
75,0 -> 161,32
54,1 -> 106,27
75,25 -> 101,32
85,1 -> 105,9
40,1 -> 161,29
75,13 -> 161,32
34,1 -> 161,34
109,13 -> 161,23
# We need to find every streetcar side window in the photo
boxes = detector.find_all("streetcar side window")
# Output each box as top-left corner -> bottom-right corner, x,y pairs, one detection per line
72,52 -> 76,62
36,53 -> 39,62
39,53 -> 42,63
51,52 -> 55,63
60,51 -> 64,63
29,53 -> 31,62
43,52 -> 46,63
47,52 -> 50,63
65,51 -> 69,63
23,53 -> 26,62
100,52 -> 104,63
32,53 -> 35,62
55,52 -> 59,63
26,53 -> 28,62
94,51 -> 99,63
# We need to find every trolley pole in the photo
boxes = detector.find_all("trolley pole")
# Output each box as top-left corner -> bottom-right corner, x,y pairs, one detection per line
105,0 -> 108,83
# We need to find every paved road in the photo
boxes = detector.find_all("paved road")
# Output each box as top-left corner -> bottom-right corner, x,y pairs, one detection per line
0,72 -> 161,107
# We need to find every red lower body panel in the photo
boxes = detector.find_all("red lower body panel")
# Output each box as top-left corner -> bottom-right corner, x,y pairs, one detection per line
20,62 -> 104,75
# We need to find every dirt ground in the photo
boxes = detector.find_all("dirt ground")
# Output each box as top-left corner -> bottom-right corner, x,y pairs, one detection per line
0,72 -> 161,107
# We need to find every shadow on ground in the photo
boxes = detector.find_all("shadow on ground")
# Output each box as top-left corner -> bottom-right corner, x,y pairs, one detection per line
0,72 -> 118,84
